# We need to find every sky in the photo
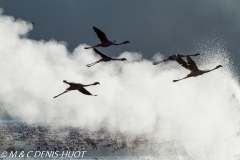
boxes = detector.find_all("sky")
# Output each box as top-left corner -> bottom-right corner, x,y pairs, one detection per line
0,0 -> 240,62
1,1 -> 240,159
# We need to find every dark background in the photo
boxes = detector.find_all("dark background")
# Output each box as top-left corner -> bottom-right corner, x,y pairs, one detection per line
1,1 -> 239,60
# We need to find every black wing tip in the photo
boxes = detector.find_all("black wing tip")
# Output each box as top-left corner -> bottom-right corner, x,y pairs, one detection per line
93,26 -> 98,30
93,48 -> 101,54
93,47 -> 98,51
27,21 -> 35,25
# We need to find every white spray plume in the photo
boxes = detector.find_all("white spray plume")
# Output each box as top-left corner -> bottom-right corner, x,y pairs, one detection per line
0,9 -> 240,160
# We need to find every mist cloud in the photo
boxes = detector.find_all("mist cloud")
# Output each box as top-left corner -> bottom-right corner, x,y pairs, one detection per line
1,10 -> 240,160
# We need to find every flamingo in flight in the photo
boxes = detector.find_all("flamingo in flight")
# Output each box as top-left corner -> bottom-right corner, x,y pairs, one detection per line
86,48 -> 127,67
173,55 -> 222,82
153,53 -> 200,65
53,80 -> 100,98
84,26 -> 130,49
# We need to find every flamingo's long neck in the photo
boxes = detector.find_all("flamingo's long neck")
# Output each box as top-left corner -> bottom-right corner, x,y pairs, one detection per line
188,54 -> 198,57
82,83 -> 95,87
111,58 -> 122,61
112,41 -> 125,45
202,66 -> 220,74
177,54 -> 196,57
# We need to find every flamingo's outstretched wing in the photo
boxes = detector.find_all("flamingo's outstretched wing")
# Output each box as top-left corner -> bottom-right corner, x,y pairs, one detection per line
93,26 -> 109,42
186,55 -> 198,72
93,48 -> 109,58
78,88 -> 97,96
176,56 -> 189,70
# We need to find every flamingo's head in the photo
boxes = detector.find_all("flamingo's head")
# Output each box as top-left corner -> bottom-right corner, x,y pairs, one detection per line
120,58 -> 127,61
94,82 -> 100,85
194,53 -> 200,56
216,65 -> 223,69
123,41 -> 130,44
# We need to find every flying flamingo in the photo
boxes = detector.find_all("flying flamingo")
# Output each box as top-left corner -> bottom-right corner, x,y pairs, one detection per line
84,26 -> 130,49
53,80 -> 100,98
86,48 -> 127,67
153,53 -> 200,65
173,55 -> 222,82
